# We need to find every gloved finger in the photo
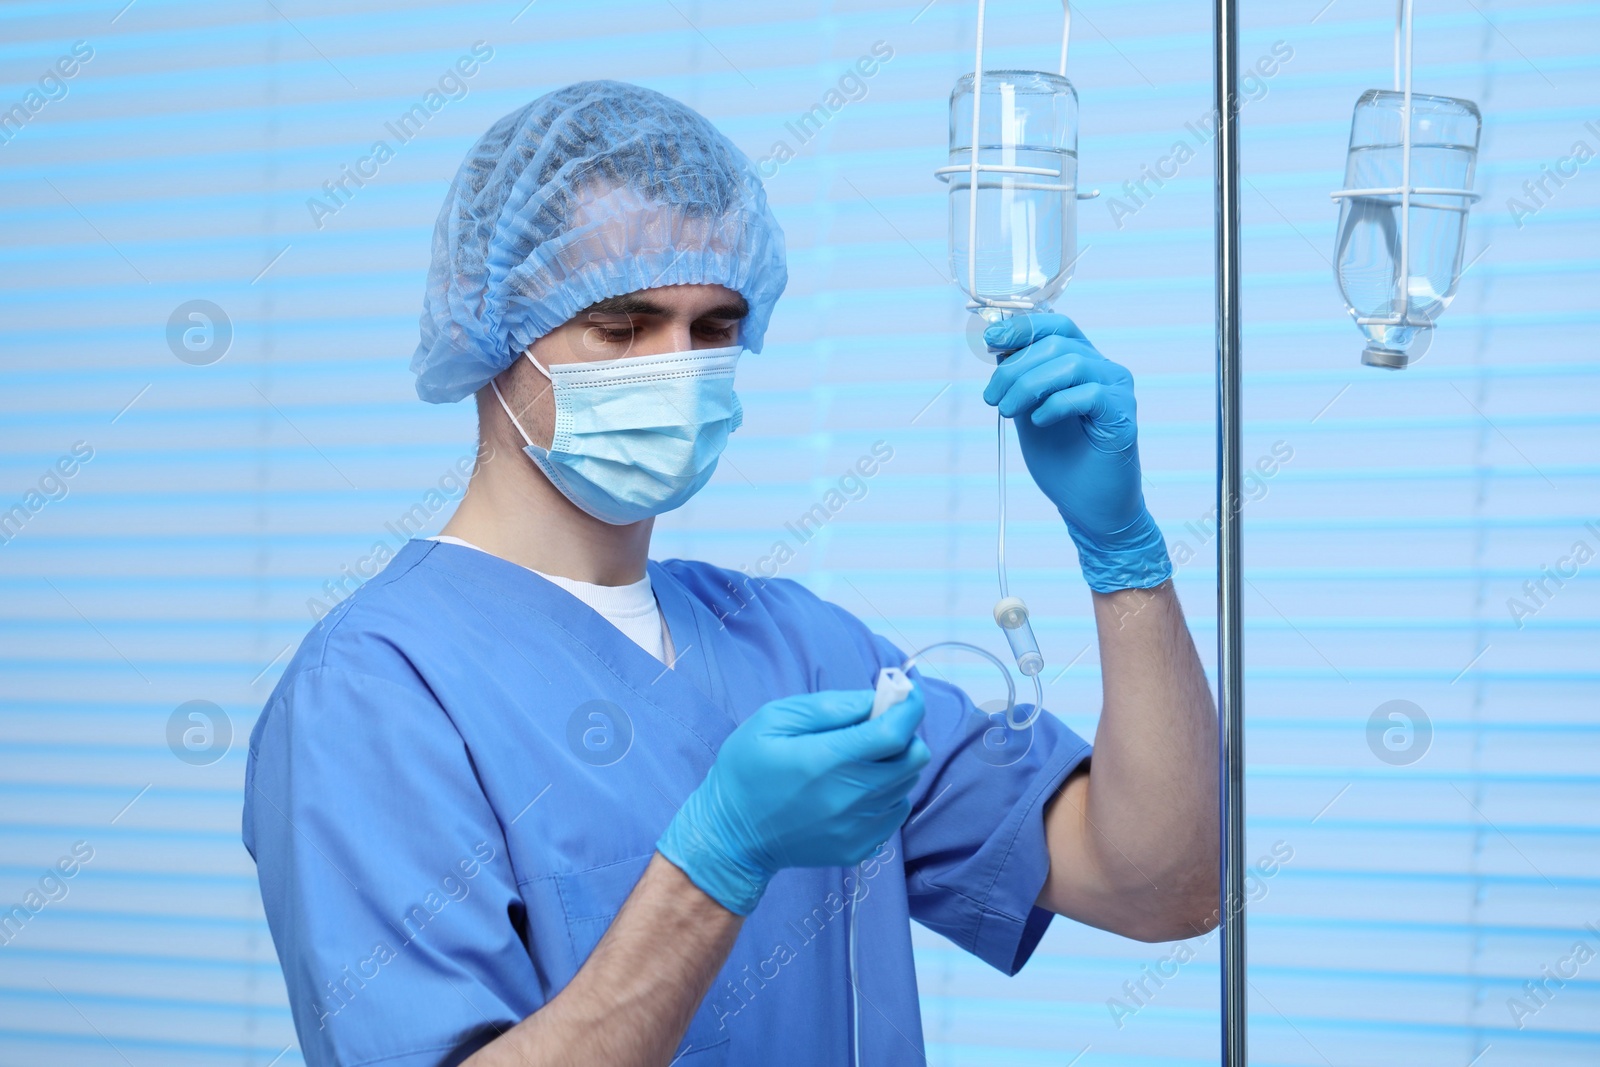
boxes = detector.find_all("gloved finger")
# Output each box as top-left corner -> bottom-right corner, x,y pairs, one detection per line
896,733 -> 932,773
1023,380 -> 1108,426
829,688 -> 926,762
830,741 -> 928,810
860,799 -> 916,845
993,359 -> 1101,420
861,736 -> 932,795
984,312 -> 1092,353
850,796 -> 914,830
1030,382 -> 1137,439
981,343 -> 1055,406
838,820 -> 905,867
762,689 -> 873,735
855,728 -> 931,782
981,336 -> 1101,407
878,676 -> 925,720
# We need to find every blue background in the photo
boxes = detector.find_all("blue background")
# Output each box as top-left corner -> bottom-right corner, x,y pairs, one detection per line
0,0 -> 1596,1063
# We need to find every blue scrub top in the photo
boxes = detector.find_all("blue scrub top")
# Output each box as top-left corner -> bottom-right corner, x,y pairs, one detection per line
243,539 -> 1091,1066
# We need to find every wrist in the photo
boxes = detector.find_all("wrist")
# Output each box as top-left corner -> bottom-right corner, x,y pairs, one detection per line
1064,508 -> 1173,593
655,787 -> 771,916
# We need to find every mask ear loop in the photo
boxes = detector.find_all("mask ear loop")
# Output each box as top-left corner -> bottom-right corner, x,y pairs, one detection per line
488,350 -> 551,451
521,349 -> 554,381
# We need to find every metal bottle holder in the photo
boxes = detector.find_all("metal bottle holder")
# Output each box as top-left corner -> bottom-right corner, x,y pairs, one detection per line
1330,0 -> 1482,368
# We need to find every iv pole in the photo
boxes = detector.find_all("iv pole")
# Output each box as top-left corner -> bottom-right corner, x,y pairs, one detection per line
1213,0 -> 1247,1062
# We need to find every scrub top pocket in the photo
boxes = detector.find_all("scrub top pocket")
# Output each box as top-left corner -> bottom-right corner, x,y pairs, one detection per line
555,852 -> 653,967
553,852 -> 732,1061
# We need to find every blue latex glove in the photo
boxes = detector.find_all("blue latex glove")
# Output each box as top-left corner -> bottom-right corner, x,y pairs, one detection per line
982,313 -> 1172,593
657,687 -> 930,915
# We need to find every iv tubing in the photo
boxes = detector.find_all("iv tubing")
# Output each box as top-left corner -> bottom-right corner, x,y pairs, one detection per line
863,17 -> 1078,1053
861,9 -> 1075,1065
966,0 -> 985,300
997,411 -> 1009,599
900,639 -> 1041,731
849,639 -> 1041,1066
1398,0 -> 1414,334
1059,0 -> 1072,77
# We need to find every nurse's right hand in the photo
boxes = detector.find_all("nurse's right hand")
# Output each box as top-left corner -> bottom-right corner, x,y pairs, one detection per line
656,687 -> 930,916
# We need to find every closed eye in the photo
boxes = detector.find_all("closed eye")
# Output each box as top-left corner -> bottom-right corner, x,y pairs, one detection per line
584,314 -> 637,345
693,319 -> 740,344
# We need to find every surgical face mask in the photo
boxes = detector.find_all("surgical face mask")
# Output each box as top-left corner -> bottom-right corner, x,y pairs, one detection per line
490,344 -> 744,525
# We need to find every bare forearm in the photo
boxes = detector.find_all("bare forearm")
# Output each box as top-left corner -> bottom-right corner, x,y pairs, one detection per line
1091,581 -> 1217,909
1040,581 -> 1218,941
464,854 -> 741,1067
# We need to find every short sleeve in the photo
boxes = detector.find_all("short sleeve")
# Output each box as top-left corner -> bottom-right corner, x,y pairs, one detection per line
889,642 -> 1092,976
243,664 -> 539,1067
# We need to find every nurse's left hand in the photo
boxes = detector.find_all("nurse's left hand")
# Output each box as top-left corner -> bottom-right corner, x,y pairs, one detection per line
982,313 -> 1171,593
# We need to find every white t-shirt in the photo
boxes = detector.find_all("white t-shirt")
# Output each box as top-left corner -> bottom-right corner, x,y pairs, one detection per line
429,536 -> 670,663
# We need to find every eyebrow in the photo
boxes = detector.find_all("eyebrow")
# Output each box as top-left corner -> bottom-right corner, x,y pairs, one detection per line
583,293 -> 749,321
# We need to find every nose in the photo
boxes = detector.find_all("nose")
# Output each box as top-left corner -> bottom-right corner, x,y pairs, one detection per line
634,320 -> 698,357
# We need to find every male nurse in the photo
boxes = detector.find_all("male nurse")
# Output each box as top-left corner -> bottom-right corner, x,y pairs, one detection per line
243,80 -> 1218,1067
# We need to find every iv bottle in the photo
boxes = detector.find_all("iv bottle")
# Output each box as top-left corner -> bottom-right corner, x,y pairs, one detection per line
949,70 -> 1079,320
1334,90 -> 1480,368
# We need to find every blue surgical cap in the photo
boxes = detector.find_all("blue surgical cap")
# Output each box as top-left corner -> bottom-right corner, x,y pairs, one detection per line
411,80 -> 789,404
